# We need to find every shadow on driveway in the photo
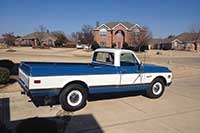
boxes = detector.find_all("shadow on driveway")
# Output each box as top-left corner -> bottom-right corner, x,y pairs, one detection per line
88,90 -> 145,101
0,97 -> 103,133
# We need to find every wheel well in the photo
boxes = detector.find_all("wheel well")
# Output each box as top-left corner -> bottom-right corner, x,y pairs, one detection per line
60,81 -> 89,94
153,76 -> 167,85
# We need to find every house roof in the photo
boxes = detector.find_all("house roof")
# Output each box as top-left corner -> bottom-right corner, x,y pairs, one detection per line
160,32 -> 200,44
21,32 -> 57,40
176,32 -> 200,42
95,22 -> 142,30
161,37 -> 177,44
149,38 -> 163,45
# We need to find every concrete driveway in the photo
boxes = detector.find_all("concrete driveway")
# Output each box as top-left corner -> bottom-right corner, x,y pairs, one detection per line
0,75 -> 200,133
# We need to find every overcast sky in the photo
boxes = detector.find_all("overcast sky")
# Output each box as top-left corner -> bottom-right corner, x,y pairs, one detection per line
0,0 -> 200,38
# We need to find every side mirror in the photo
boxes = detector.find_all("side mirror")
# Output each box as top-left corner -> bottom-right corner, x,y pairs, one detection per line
138,61 -> 143,70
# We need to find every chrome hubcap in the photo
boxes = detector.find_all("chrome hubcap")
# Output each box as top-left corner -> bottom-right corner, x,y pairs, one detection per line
67,90 -> 82,106
152,82 -> 162,95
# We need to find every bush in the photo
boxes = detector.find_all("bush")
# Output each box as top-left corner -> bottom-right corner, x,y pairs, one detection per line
0,67 -> 10,84
54,40 -> 63,47
0,60 -> 15,73
0,43 -> 8,49
91,41 -> 100,50
140,45 -> 149,52
32,45 -> 50,49
6,49 -> 16,52
122,42 -> 129,49
62,43 -> 76,48
112,43 -> 116,48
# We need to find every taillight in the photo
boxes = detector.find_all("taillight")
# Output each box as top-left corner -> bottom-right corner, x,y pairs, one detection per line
34,80 -> 41,84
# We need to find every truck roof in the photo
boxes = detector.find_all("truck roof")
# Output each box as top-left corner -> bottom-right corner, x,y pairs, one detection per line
95,48 -> 133,54
94,48 -> 141,66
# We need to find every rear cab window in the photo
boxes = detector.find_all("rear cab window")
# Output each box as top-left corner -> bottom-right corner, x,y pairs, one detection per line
93,52 -> 114,65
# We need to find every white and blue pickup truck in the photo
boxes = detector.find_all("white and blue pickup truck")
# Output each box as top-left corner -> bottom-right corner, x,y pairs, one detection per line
18,48 -> 172,111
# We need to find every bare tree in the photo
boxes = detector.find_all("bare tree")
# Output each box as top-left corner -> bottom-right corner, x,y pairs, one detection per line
2,32 -> 16,46
81,25 -> 94,46
70,32 -> 83,42
69,24 -> 94,45
129,27 -> 152,51
34,25 -> 48,46
51,31 -> 68,47
189,24 -> 200,51
189,24 -> 200,33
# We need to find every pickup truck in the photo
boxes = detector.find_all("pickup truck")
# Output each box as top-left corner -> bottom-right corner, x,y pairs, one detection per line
18,48 -> 172,111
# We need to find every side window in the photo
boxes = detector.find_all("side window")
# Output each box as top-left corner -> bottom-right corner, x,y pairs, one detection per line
93,52 -> 114,65
120,53 -> 138,66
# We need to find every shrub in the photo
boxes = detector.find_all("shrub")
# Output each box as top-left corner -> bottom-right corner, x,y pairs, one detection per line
112,43 -> 116,48
140,45 -> 149,52
32,45 -> 50,49
0,60 -> 15,73
0,67 -> 10,84
54,40 -> 63,47
0,43 -> 8,49
91,41 -> 100,50
6,49 -> 16,52
122,42 -> 129,49
62,43 -> 76,48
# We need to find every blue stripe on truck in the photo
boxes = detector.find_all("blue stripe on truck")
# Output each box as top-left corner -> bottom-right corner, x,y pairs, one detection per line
89,84 -> 150,94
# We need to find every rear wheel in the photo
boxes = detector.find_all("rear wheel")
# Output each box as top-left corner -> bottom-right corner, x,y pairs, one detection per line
59,84 -> 87,111
146,78 -> 165,98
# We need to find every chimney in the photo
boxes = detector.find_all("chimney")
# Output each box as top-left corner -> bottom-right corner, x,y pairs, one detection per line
96,21 -> 100,28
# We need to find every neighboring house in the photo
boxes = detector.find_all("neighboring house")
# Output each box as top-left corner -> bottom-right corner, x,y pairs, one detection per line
0,38 -> 4,43
15,32 -> 57,47
149,38 -> 163,49
93,22 -> 144,48
151,33 -> 200,51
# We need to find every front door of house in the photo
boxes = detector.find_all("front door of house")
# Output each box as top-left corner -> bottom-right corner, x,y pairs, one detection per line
117,42 -> 121,48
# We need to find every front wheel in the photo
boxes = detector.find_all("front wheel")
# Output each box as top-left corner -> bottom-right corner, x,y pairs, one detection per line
146,78 -> 165,98
59,84 -> 87,111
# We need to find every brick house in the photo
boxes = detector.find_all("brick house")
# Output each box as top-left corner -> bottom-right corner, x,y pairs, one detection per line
151,33 -> 200,51
93,22 -> 144,48
15,32 -> 57,47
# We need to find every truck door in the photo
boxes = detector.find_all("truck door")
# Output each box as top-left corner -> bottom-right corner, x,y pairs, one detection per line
119,52 -> 143,85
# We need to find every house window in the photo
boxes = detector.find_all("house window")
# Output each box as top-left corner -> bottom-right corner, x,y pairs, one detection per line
100,28 -> 107,37
133,28 -> 140,36
100,42 -> 106,47
48,40 -> 53,46
117,31 -> 123,37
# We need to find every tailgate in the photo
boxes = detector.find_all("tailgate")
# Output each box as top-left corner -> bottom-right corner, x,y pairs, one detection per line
19,62 -> 30,87
19,68 -> 29,87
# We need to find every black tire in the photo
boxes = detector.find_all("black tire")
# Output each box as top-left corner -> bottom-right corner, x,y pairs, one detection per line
59,84 -> 87,111
146,78 -> 165,98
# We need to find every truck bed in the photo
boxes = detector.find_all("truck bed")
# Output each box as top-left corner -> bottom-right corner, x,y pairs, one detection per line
19,62 -> 118,77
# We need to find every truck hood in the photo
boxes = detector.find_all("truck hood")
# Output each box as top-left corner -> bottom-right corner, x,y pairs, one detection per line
142,64 -> 171,73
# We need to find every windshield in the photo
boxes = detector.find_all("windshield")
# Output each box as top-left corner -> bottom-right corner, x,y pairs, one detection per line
120,53 -> 139,66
